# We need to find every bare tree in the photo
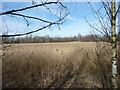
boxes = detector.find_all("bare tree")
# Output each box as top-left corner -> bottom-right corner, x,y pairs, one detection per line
85,0 -> 119,88
111,1 -> 118,88
0,1 -> 69,37
0,0 -> 69,54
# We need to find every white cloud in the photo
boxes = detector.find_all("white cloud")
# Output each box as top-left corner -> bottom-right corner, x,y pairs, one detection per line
48,8 -> 78,21
66,15 -> 78,21
37,19 -> 91,37
2,18 -> 28,35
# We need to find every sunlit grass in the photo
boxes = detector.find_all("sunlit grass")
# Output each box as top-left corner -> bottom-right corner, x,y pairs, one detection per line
2,42 -> 119,88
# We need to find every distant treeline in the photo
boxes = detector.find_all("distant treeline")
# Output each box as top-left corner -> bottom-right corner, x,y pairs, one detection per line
2,34 -> 120,43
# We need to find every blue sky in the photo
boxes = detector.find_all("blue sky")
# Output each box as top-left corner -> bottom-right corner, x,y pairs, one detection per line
1,1 -> 109,37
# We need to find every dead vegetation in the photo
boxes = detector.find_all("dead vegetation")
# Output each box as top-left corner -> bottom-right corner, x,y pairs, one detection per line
2,42 -> 120,88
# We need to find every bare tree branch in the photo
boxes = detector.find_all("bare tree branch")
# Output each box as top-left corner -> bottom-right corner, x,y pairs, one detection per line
0,1 -> 69,37
23,17 -> 30,27
0,13 -> 69,37
115,2 -> 120,17
86,1 -> 113,44
84,16 -> 111,42
9,13 -> 53,23
0,2 -> 61,15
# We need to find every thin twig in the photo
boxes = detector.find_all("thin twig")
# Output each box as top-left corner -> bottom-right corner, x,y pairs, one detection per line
0,13 -> 69,37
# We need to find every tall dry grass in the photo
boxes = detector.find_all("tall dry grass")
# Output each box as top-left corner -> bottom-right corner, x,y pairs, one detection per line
2,42 -> 119,88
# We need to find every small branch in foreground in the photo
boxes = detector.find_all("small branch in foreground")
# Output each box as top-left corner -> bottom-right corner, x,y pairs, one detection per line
9,13 -> 52,23
0,2 -> 58,15
0,13 -> 69,37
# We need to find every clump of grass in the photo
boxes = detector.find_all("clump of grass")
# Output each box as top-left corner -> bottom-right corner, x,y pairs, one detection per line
89,43 -> 112,88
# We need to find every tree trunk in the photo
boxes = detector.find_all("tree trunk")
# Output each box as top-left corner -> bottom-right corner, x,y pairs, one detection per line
118,1 -> 120,87
111,0 -> 118,88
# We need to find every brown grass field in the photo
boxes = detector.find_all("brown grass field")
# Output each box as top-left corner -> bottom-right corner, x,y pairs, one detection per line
2,42 -> 120,88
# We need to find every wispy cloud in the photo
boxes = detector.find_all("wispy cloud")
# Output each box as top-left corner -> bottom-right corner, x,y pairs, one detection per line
48,8 -> 78,21
66,15 -> 78,21
2,19 -> 25,34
